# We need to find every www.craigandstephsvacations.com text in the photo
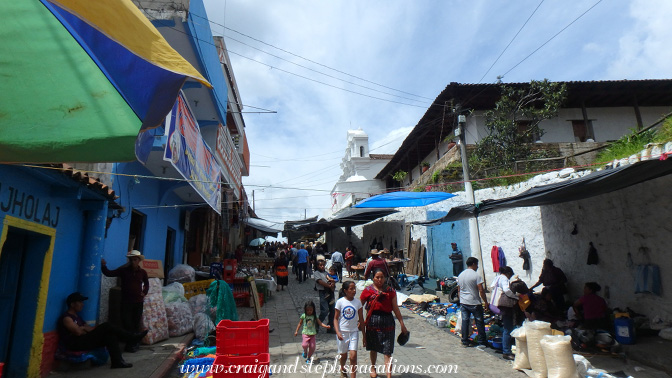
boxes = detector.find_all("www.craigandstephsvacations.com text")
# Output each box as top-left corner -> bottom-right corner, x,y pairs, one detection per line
180,356 -> 458,377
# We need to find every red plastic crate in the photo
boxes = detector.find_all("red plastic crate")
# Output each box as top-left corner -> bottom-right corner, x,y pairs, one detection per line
233,292 -> 250,307
217,319 -> 269,356
212,354 -> 269,378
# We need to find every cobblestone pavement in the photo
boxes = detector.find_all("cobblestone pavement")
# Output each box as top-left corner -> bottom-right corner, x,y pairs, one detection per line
242,273 -> 527,378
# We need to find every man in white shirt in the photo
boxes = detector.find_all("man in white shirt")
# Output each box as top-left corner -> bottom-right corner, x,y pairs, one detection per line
457,257 -> 489,347
330,250 -> 344,281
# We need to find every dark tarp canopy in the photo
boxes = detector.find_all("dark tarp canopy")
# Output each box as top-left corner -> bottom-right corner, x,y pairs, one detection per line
296,207 -> 398,233
415,157 -> 672,226
246,217 -> 282,234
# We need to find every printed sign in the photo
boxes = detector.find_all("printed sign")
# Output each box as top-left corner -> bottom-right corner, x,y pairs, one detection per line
164,92 -> 222,213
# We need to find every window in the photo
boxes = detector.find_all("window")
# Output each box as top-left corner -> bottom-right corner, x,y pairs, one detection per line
571,120 -> 595,142
359,146 -> 364,157
516,121 -> 538,143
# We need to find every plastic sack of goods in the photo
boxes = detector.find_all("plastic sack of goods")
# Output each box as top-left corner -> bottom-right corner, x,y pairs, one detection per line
540,335 -> 576,378
165,301 -> 194,336
192,313 -> 215,340
163,282 -> 187,303
525,320 -> 552,378
142,278 -> 169,344
188,294 -> 209,315
167,264 -> 195,284
510,322 -> 530,370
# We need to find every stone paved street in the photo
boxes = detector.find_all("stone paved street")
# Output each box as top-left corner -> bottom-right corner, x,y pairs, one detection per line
241,274 -> 526,378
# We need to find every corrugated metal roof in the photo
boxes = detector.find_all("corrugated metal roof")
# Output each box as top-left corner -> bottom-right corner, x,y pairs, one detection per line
377,79 -> 672,180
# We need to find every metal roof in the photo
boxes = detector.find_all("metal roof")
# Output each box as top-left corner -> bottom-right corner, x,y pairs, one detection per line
376,79 -> 672,180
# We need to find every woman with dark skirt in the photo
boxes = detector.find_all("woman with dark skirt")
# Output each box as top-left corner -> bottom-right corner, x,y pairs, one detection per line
274,251 -> 289,291
360,268 -> 408,378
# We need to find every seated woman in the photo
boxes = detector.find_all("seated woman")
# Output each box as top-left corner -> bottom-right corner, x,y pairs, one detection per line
573,282 -> 609,330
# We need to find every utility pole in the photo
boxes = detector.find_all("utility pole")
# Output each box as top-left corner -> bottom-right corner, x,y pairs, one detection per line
457,113 -> 487,285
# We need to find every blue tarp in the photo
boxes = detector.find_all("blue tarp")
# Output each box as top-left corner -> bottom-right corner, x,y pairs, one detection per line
355,191 -> 456,208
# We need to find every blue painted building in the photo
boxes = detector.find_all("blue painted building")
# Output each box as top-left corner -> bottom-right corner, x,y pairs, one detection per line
425,210 -> 471,278
0,0 -> 248,376
0,164 -> 118,378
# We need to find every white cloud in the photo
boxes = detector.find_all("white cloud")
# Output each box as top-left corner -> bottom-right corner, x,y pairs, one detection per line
607,0 -> 672,79
200,0 -> 671,224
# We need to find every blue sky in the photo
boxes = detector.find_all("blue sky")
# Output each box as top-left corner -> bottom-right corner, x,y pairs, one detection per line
202,0 -> 672,224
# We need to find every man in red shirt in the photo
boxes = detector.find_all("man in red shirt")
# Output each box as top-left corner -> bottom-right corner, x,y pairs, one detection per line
102,250 -> 149,353
364,249 -> 388,280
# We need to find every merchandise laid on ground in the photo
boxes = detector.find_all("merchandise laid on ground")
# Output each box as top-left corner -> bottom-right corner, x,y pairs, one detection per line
112,257 -> 669,378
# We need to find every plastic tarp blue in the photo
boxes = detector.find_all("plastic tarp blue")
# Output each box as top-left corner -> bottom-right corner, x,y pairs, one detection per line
355,191 -> 456,208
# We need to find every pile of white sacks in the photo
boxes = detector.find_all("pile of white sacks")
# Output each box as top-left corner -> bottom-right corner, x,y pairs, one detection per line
511,321 -> 632,378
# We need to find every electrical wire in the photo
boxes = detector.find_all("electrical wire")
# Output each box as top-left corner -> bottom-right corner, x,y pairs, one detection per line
224,34 -> 429,104
142,13 -> 431,109
188,12 -> 434,101
500,0 -> 604,79
477,0 -> 545,83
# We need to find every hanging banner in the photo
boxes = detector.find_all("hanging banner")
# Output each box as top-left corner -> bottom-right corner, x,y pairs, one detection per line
164,91 -> 222,213
215,124 -> 243,200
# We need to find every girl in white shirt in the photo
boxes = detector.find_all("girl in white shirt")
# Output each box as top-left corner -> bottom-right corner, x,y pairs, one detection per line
334,281 -> 365,378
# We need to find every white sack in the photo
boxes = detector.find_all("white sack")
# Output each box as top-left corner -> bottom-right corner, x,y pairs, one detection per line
540,335 -> 577,378
526,320 -> 552,378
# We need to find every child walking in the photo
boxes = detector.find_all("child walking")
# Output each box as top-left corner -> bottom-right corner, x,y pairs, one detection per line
334,281 -> 365,378
294,300 -> 330,364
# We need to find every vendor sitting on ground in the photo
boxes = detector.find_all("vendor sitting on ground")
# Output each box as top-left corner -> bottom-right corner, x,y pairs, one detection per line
58,292 -> 148,369
573,282 -> 609,330
528,288 -> 564,326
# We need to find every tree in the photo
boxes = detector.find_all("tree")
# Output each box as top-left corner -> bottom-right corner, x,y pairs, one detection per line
475,79 -> 567,169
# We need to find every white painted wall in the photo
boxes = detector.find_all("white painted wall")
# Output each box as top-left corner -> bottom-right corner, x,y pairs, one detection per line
540,174 -> 672,321
465,106 -> 672,145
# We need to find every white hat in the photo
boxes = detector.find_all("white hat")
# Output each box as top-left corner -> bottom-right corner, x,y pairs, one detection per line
126,250 -> 145,261
370,249 -> 381,255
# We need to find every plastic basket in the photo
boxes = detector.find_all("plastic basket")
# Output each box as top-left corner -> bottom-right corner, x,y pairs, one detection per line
233,292 -> 250,307
213,353 -> 269,378
216,319 -> 269,356
183,279 -> 215,300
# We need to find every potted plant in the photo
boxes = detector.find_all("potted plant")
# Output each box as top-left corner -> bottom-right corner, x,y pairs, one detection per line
392,170 -> 407,183
421,161 -> 430,173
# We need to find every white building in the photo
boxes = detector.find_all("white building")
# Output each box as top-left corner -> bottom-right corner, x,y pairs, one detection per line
330,129 -> 392,215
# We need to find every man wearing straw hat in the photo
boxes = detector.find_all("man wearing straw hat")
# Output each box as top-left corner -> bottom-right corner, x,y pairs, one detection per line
364,249 -> 388,280
102,250 -> 149,353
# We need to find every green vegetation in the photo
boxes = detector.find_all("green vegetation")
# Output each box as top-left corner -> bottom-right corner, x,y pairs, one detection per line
594,117 -> 672,164
595,128 -> 656,163
392,170 -> 407,182
475,79 -> 567,169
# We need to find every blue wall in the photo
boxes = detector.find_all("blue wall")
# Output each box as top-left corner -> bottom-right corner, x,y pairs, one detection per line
0,166 -> 90,333
103,162 -> 185,271
426,210 -> 471,278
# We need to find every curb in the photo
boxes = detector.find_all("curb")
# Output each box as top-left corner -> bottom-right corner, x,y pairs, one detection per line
149,333 -> 194,378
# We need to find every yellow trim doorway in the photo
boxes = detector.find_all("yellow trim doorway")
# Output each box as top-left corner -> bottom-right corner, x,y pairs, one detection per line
0,215 -> 56,378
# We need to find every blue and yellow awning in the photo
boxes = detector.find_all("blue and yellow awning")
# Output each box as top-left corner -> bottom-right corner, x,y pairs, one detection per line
0,0 -> 211,163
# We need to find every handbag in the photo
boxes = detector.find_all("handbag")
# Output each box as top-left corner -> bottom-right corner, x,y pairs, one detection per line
495,277 -> 518,308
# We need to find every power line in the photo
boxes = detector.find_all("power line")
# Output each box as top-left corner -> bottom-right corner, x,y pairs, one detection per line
224,34 -> 429,104
477,0 -> 545,83
143,13 -> 429,109
189,12 -> 434,101
500,0 -> 604,79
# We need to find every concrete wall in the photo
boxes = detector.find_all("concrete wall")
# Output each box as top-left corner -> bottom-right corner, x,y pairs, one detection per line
466,106 -> 672,145
540,174 -> 672,321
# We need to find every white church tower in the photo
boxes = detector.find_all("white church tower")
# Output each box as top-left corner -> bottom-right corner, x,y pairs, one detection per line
329,129 -> 392,215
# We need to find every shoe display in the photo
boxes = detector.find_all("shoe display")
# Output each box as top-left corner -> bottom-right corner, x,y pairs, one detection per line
111,360 -> 133,369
